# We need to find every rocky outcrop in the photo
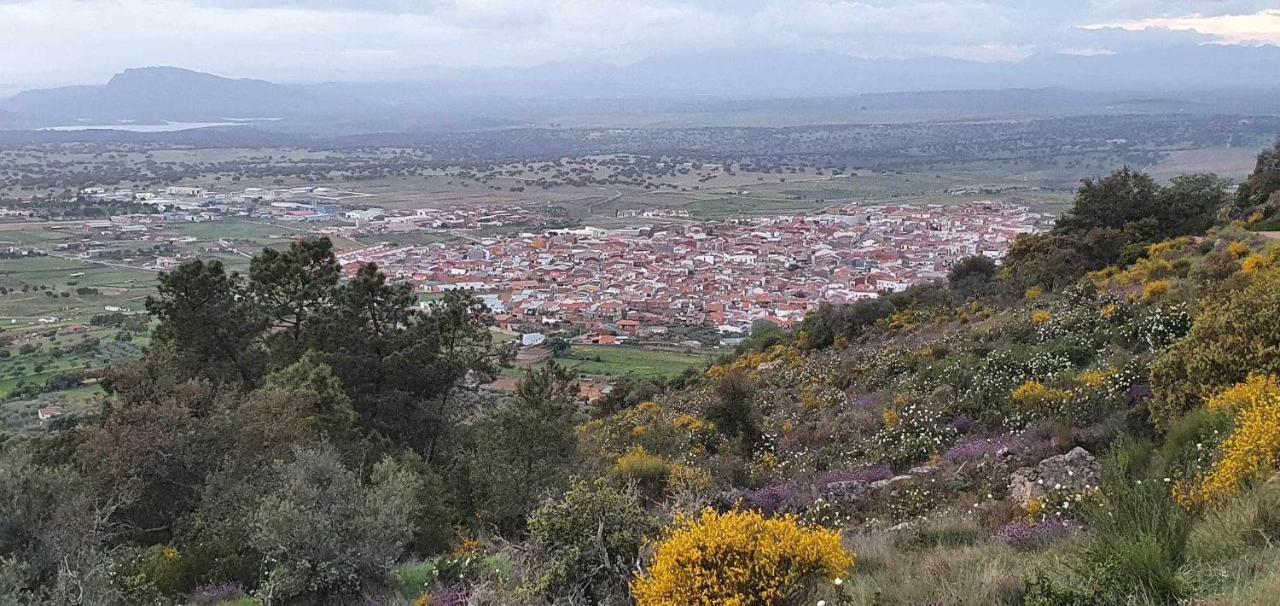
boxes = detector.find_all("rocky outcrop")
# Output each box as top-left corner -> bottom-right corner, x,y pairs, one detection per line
1008,447 -> 1099,508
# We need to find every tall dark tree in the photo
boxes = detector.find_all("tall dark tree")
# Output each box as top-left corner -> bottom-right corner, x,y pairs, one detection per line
1054,168 -> 1160,236
294,263 -> 495,456
704,370 -> 760,454
1236,139 -> 1280,210
948,255 -> 999,298
1157,173 -> 1228,237
248,237 -> 340,363
145,260 -> 265,387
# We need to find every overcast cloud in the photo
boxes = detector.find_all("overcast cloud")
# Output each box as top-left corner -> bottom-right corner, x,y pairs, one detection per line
1,0 -> 1278,89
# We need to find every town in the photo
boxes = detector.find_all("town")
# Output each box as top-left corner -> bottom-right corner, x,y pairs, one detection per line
334,201 -> 1048,340
5,183 -> 1047,345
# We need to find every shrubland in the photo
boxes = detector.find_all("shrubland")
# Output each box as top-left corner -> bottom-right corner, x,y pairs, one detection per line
3,141 -> 1280,604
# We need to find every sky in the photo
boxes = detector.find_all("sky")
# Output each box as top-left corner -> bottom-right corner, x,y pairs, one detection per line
1,0 -> 1279,91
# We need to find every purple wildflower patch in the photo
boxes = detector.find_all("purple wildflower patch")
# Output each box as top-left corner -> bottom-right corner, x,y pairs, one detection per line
943,429 -> 1058,465
430,586 -> 470,606
993,519 -> 1080,551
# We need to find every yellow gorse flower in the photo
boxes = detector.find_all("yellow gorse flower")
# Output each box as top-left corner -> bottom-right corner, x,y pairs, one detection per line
1185,375 -> 1280,506
882,408 -> 902,429
1010,380 -> 1072,409
1025,497 -> 1044,522
1077,370 -> 1109,389
1142,280 -> 1173,301
631,509 -> 853,606
1242,255 -> 1265,274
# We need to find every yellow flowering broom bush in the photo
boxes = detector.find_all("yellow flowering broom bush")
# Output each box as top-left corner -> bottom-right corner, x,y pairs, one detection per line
631,509 -> 853,606
1178,375 -> 1280,507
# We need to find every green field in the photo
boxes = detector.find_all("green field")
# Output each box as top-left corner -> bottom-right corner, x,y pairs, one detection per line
0,385 -> 103,433
163,219 -> 301,243
556,345 -> 713,379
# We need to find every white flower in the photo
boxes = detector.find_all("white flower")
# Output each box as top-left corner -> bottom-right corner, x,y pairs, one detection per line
834,578 -> 843,586
818,601 -> 827,606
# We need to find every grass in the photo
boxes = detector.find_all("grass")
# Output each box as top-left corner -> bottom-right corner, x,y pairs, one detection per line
839,524 -> 1036,605
162,219 -> 297,243
556,345 -> 712,379
390,560 -> 437,601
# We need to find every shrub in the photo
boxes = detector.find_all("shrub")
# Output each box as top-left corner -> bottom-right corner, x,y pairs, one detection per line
1149,268 -> 1280,428
613,446 -> 670,497
1176,375 -> 1280,507
1142,279 -> 1173,301
252,446 -> 423,602
1161,406 -> 1230,489
631,509 -> 853,606
872,398 -> 956,468
111,545 -> 198,603
527,478 -> 656,603
704,371 -> 761,451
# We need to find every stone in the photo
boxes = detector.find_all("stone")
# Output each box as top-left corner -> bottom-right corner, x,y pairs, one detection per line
909,465 -> 940,476
1008,447 -> 1099,509
823,480 -> 872,505
870,474 -> 916,494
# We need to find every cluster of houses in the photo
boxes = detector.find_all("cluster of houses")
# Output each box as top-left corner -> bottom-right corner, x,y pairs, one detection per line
73,186 -> 547,234
336,201 -> 1048,339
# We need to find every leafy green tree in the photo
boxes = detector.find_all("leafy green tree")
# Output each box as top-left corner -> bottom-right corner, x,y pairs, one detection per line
465,363 -> 580,535
948,255 -> 998,298
741,319 -> 785,352
81,379 -> 221,542
301,265 -> 493,456
1055,168 -> 1160,236
797,298 -> 893,349
1235,139 -> 1280,210
1001,234 -> 1089,291
1157,173 -> 1228,237
1048,168 -> 1226,268
546,335 -> 572,357
261,352 -> 359,442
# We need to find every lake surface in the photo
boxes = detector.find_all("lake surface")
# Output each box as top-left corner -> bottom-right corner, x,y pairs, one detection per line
41,121 -> 243,132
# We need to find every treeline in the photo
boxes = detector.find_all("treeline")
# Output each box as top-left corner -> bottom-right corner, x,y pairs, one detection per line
0,237 -> 513,603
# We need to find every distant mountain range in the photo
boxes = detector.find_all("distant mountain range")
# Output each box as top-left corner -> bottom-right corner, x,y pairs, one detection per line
3,67 -> 359,124
3,44 -> 1280,132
